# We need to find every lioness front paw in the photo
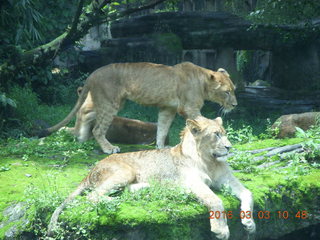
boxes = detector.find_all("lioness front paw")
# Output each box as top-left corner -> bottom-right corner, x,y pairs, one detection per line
210,221 -> 229,240
58,126 -> 74,134
102,145 -> 120,154
211,225 -> 229,240
242,218 -> 256,234
156,143 -> 164,149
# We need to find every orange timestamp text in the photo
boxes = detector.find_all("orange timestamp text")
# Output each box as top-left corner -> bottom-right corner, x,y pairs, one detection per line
209,210 -> 308,220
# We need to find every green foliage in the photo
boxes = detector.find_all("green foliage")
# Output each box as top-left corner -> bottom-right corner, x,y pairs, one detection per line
35,69 -> 88,105
281,151 -> 312,176
0,85 -> 40,137
226,0 -> 320,25
289,126 -> 320,170
0,130 -> 96,160
162,0 -> 180,12
8,85 -> 40,121
0,0 -> 76,49
228,151 -> 257,173
0,0 -> 82,136
303,141 -> 320,167
236,50 -> 252,73
0,69 -> 89,137
0,0 -> 44,48
247,0 -> 320,25
226,123 -> 257,144
259,118 -> 279,140
155,0 -> 180,12
295,124 -> 320,140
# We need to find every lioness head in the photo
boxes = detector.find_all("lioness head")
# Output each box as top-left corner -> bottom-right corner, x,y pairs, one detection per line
205,68 -> 237,112
187,116 -> 231,162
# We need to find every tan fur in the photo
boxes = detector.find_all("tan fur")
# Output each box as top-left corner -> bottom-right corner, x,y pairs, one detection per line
272,112 -> 320,138
47,62 -> 237,153
47,117 -> 255,239
62,91 -> 96,142
63,91 -> 162,144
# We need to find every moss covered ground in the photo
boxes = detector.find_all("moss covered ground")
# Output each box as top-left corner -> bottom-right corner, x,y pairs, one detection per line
0,115 -> 319,239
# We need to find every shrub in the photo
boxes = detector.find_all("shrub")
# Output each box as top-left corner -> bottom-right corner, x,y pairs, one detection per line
0,85 -> 41,137
226,123 -> 257,144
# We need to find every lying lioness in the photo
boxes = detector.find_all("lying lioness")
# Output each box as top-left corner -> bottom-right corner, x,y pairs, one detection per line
47,117 -> 255,239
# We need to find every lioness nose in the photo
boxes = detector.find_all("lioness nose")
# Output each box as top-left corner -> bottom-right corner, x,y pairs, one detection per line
225,146 -> 231,152
232,99 -> 238,107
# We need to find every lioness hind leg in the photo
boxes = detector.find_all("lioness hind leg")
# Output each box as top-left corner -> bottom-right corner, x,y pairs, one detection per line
156,108 -> 176,148
87,161 -> 136,202
92,107 -> 120,154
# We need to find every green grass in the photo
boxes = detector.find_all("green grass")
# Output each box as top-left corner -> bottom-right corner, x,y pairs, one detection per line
1,101 -> 320,239
0,131 -> 207,239
233,138 -> 304,151
0,126 -> 319,239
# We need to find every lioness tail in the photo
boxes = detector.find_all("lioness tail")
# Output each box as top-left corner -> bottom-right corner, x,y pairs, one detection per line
44,85 -> 90,136
47,181 -> 88,237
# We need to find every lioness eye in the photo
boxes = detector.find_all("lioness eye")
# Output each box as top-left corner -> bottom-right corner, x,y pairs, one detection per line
225,91 -> 230,95
215,132 -> 221,138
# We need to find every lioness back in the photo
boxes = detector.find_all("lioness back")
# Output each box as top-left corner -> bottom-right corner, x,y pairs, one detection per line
89,149 -> 178,184
88,62 -> 180,107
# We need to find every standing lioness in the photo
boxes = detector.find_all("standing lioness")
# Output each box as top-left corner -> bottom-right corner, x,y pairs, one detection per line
44,62 -> 237,154
47,117 -> 255,239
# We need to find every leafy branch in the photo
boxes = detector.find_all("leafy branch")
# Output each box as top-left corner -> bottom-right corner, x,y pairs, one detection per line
0,0 -> 167,75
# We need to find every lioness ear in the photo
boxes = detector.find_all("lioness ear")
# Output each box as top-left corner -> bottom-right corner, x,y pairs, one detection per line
210,74 -> 221,89
214,117 -> 223,126
217,68 -> 230,77
77,86 -> 83,96
186,119 -> 201,135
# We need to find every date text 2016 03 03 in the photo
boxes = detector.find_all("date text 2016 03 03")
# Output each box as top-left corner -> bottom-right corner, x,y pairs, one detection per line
209,210 -> 308,220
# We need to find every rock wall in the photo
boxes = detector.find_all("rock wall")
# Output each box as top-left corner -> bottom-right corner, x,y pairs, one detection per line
76,11 -> 320,91
272,43 -> 320,90
238,86 -> 320,114
242,50 -> 272,84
